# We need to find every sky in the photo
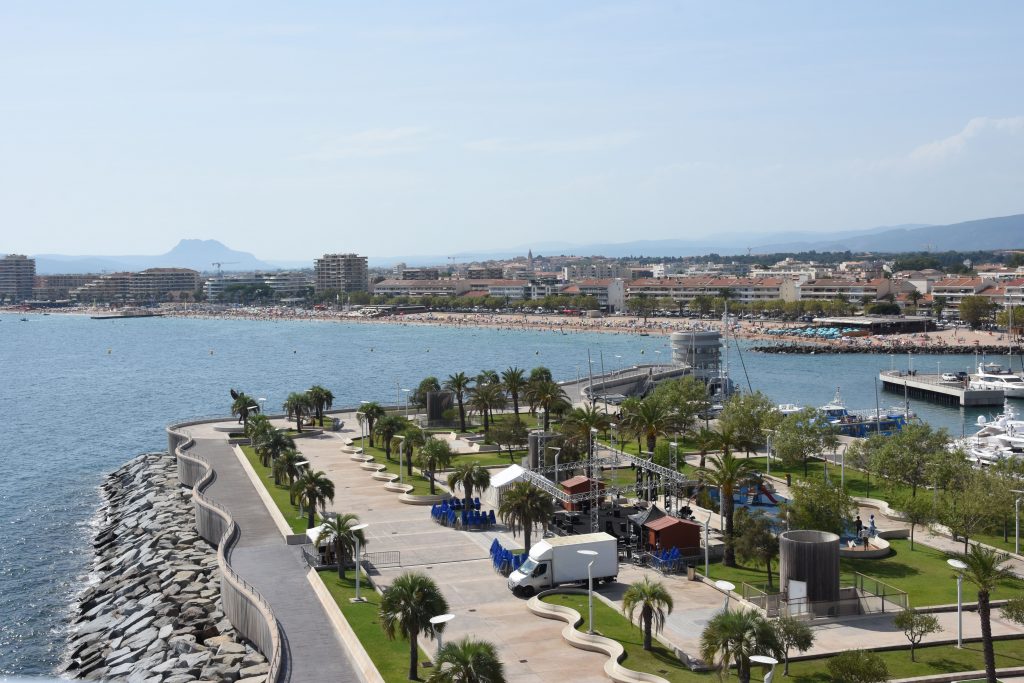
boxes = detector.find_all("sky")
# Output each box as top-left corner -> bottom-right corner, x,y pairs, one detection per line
2,1 -> 1023,260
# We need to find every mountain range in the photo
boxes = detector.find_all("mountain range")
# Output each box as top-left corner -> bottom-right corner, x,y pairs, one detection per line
20,212 -> 1024,274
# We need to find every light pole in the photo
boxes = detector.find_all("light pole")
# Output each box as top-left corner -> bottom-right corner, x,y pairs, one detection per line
839,442 -> 849,488
764,429 -> 776,476
715,580 -> 736,611
947,558 -> 967,648
704,512 -> 711,577
403,388 -> 411,418
396,435 -> 406,485
610,423 -> 618,467
359,400 -> 369,450
429,613 -> 455,660
1014,490 -> 1024,555
750,655 -> 778,683
258,397 -> 266,414
350,523 -> 369,603
548,446 -> 561,483
589,427 -> 598,478
578,549 -> 598,634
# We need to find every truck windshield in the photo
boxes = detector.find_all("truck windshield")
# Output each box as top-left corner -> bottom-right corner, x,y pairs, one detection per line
520,558 -> 537,574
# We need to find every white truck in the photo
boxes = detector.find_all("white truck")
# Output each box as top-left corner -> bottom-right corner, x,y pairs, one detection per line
507,533 -> 618,597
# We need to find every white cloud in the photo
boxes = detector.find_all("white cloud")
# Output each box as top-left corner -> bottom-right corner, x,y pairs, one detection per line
907,116 -> 1024,163
295,127 -> 430,161
465,131 -> 638,154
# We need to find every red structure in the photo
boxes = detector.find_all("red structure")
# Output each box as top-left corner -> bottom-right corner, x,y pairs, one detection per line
645,516 -> 701,553
560,475 -> 606,512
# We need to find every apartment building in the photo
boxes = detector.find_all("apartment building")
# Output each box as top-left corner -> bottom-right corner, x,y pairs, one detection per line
0,254 -> 36,302
627,277 -> 791,304
929,277 -> 996,307
371,279 -> 470,298
71,273 -> 132,302
314,253 -> 368,294
796,278 -> 893,302
32,273 -> 97,301
130,268 -> 200,301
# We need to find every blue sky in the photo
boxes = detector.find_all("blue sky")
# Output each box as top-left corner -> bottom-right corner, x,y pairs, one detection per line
2,2 -> 1023,259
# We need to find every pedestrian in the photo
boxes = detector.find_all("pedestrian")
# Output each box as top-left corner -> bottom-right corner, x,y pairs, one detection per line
869,514 -> 877,537
855,515 -> 863,536
859,526 -> 870,548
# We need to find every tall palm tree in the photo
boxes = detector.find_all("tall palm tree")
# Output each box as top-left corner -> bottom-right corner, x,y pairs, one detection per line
622,577 -> 674,651
950,544 -> 1015,683
375,415 -> 408,461
469,382 -> 506,434
307,385 -> 334,426
563,405 -> 612,476
380,571 -> 450,681
444,372 -> 474,432
693,427 -> 720,470
501,367 -> 526,419
498,482 -> 554,556
618,397 -> 644,453
447,461 -> 491,513
273,447 -> 303,495
417,438 -> 453,495
231,392 -> 257,428
360,402 -> 386,447
703,452 -> 755,567
700,609 -> 781,683
525,379 -> 570,431
396,426 -> 428,477
624,398 -> 678,454
427,637 -> 506,683
316,512 -> 367,579
283,392 -> 313,433
292,469 -> 336,530
256,428 -> 295,468
477,369 -> 500,386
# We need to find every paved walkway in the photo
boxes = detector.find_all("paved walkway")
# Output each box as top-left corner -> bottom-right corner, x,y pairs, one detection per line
183,423 -> 362,683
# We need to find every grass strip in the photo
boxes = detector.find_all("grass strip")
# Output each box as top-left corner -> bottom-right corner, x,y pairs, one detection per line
239,445 -> 311,534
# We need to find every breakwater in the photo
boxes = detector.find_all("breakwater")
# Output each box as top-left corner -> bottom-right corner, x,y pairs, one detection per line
61,453 -> 267,682
753,343 -> 1011,355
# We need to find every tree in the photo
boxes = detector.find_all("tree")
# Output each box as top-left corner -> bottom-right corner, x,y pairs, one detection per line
273,448 -> 303,496
622,398 -> 678,454
894,492 -> 935,550
501,367 -> 527,418
869,423 -> 950,497
826,650 -> 888,683
866,301 -> 901,315
469,382 -> 506,434
292,469 -> 336,530
702,452 -> 756,567
951,544 -> 1015,683
907,289 -> 924,313
940,472 -> 995,552
256,428 -> 295,468
622,578 -> 674,651
651,376 -> 709,435
413,376 -> 441,409
307,385 -> 334,426
360,402 -> 386,447
773,408 -> 831,476
498,482 -> 554,556
718,392 -> 779,457
693,427 -> 720,470
893,608 -> 940,662
771,615 -> 814,676
733,508 -> 779,587
416,438 -> 453,495
444,372 -> 474,432
231,391 -> 257,428
447,462 -> 491,513
783,478 -> 856,536
316,513 -> 367,579
427,637 -> 506,683
932,295 -> 948,319
283,392 -> 313,433
960,295 -> 996,330
491,420 -> 528,463
380,571 -> 450,681
699,609 -> 780,683
525,379 -> 570,431
375,415 -> 408,461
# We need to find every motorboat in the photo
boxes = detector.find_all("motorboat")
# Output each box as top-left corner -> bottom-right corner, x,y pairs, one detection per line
779,389 -> 914,437
969,362 -> 1024,398
951,402 -> 1024,467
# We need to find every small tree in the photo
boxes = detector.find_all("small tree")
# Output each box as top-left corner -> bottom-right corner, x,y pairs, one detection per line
622,578 -> 674,652
491,419 -> 528,463
826,650 -> 888,683
894,492 -> 935,550
893,608 -> 940,662
771,615 -> 814,675
783,477 -> 856,536
733,508 -> 779,587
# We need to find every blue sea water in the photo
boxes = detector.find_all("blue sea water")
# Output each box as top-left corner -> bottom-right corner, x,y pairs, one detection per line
0,312 -> 1012,675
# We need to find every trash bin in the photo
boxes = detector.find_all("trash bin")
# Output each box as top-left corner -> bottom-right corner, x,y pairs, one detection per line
687,564 -> 696,581
786,473 -> 792,487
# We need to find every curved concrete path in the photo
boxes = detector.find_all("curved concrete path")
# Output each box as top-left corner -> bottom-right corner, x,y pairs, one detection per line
183,424 -> 362,683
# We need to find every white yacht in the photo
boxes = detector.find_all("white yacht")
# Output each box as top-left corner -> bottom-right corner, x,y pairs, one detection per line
952,402 -> 1024,466
969,362 -> 1024,398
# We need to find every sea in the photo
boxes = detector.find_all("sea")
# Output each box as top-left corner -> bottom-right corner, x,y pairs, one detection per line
0,311 -> 1015,676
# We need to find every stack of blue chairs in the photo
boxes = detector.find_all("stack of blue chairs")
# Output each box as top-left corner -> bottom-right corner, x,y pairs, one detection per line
432,500 -> 497,531
651,547 -> 682,573
489,539 -> 527,576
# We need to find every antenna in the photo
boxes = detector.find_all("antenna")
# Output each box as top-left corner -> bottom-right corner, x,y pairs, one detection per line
212,261 -> 239,276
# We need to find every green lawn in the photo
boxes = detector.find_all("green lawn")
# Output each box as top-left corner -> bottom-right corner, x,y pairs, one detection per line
448,450 -> 525,469
738,455 -> 911,501
704,539 -> 1024,607
601,437 -> 699,458
239,445 -> 315,534
316,570 -> 433,683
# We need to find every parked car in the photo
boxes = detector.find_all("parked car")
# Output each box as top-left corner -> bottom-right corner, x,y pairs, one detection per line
941,372 -> 958,382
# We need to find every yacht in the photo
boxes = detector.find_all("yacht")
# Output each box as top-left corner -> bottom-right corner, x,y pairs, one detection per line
952,402 -> 1024,466
968,362 -> 1024,398
778,389 -> 914,437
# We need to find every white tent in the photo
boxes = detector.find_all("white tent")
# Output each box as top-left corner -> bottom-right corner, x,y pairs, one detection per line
306,524 -> 327,546
490,464 -> 528,488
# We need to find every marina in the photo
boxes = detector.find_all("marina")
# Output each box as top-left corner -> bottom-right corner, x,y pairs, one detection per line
879,369 -> 1005,407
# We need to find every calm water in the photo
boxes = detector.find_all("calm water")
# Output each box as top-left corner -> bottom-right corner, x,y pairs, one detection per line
0,312 -> 1012,674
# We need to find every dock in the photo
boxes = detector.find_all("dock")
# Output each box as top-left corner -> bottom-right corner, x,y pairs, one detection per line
879,370 -> 1003,407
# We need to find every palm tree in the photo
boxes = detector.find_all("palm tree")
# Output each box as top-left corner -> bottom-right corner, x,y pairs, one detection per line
417,439 -> 453,495
427,637 -> 506,683
563,405 -> 612,476
703,452 -> 755,567
693,427 -> 720,470
908,289 -> 923,313
624,398 -> 678,454
360,402 -> 386,447
447,461 -> 491,512
292,469 -> 336,530
501,367 -> 526,419
950,544 -> 1015,683
700,609 -> 780,683
498,482 -> 554,556
307,385 -> 334,426
375,415 -> 408,461
622,577 -> 674,651
444,372 -> 474,432
316,513 -> 367,579
231,392 -> 257,428
477,369 -> 500,386
525,379 -> 570,431
397,427 -> 428,477
469,382 -> 506,434
245,412 -> 272,440
273,447 -> 303,494
380,571 -> 450,681
283,392 -> 313,433
256,428 -> 295,468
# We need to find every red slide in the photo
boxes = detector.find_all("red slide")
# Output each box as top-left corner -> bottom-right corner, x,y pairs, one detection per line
759,485 -> 778,504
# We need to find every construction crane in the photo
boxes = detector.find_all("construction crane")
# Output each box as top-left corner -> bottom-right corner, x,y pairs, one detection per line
211,261 -> 239,276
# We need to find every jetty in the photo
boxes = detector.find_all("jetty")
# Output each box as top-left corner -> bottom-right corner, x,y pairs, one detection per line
879,370 -> 1004,407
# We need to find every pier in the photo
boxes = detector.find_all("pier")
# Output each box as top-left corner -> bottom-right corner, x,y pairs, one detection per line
879,370 -> 1004,407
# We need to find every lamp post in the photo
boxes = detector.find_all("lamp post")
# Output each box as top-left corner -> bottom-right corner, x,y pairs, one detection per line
1014,490 -> 1024,555
403,388 -> 411,418
764,429 -> 776,476
350,523 -> 369,603
704,512 -> 711,577
429,613 -> 455,660
396,435 -> 406,485
610,423 -> 618,467
750,655 -> 779,683
947,558 -> 967,647
715,580 -> 736,612
258,397 -> 266,414
839,442 -> 849,488
578,549 -> 599,634
548,446 -> 561,483
359,400 -> 369,450
589,427 -> 598,478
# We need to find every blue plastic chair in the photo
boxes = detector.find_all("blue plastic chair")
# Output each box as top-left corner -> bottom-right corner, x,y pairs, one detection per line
488,510 -> 496,526
473,497 -> 481,510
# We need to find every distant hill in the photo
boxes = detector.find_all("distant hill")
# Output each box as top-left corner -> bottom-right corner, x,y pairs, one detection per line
33,239 -> 277,274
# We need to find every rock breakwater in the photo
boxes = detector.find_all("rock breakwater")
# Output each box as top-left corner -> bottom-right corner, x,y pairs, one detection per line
61,453 -> 268,682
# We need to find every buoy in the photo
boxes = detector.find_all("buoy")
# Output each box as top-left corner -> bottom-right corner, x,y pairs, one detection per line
210,350 -> 214,355
107,348 -> 112,354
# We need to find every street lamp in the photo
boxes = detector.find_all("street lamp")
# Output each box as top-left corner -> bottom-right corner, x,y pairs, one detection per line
750,655 -> 779,683
350,523 -> 370,603
589,427 -> 598,478
610,423 -> 619,467
947,558 -> 967,648
403,388 -> 411,418
715,580 -> 736,611
258,397 -> 266,414
703,512 -> 711,577
548,446 -> 561,483
429,613 -> 455,659
359,400 -> 369,450
578,549 -> 599,634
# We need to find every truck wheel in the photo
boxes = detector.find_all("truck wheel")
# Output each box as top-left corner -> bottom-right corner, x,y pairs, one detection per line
522,586 -> 536,598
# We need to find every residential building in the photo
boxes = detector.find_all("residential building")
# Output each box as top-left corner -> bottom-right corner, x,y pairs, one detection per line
32,273 -> 97,301
563,279 -> 626,312
627,277 -> 790,305
203,274 -> 267,300
71,272 -> 132,303
929,277 -> 996,307
263,271 -> 313,297
0,254 -> 36,302
466,265 -> 504,279
314,253 -> 369,294
796,278 -> 893,303
130,268 -> 200,301
371,279 -> 470,298
399,268 -> 441,280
